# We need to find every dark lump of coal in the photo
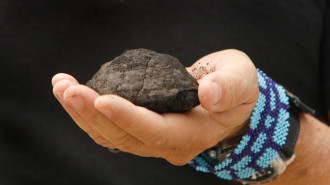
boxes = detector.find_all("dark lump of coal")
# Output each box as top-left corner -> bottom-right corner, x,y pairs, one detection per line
86,49 -> 200,113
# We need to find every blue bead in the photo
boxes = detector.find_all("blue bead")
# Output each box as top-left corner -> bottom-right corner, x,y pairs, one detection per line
231,156 -> 252,170
233,135 -> 251,155
235,167 -> 257,179
256,148 -> 279,168
251,132 -> 267,153
189,68 -> 291,181
215,170 -> 233,180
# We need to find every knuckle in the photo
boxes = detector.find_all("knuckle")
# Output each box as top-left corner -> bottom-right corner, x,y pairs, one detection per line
85,112 -> 99,124
91,135 -> 111,147
95,140 -> 112,148
114,134 -> 136,151
94,139 -> 105,146
116,144 -> 132,151
223,49 -> 249,59
114,133 -> 131,146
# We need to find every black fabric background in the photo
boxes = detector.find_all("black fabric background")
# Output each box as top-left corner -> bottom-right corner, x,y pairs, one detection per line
0,0 -> 329,185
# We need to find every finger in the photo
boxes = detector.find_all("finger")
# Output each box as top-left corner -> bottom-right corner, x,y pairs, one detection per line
196,49 -> 259,112
94,95 -> 167,146
185,66 -> 192,73
63,85 -> 148,153
53,80 -> 115,148
52,73 -> 78,86
96,96 -> 225,149
186,61 -> 216,80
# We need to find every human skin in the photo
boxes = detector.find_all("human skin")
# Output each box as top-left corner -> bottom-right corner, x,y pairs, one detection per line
264,113 -> 330,185
52,49 -> 330,184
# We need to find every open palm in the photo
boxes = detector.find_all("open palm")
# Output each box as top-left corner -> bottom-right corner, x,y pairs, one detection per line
52,49 -> 259,165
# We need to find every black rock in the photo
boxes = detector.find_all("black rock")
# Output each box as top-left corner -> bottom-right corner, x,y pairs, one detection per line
86,49 -> 200,113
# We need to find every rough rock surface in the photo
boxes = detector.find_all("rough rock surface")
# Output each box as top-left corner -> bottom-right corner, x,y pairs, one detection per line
86,49 -> 200,113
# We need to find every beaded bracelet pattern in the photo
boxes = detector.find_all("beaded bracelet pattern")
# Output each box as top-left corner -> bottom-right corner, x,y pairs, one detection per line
188,69 -> 290,180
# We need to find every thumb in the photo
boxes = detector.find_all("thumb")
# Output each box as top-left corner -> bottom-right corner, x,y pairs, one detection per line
194,50 -> 259,112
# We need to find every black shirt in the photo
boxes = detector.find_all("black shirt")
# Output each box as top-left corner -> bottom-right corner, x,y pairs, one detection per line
1,0 -> 329,185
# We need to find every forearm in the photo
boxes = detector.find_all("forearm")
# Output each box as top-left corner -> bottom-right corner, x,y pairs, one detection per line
263,113 -> 330,185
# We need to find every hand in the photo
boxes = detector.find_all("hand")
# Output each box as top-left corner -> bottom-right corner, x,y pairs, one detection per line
52,49 -> 259,165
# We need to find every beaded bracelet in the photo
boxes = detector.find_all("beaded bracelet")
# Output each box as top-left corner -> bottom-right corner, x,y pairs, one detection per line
188,68 -> 291,180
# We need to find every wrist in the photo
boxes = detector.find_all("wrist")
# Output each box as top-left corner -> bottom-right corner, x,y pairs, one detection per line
189,69 -> 305,183
289,113 -> 330,174
295,114 -> 321,165
263,113 -> 330,185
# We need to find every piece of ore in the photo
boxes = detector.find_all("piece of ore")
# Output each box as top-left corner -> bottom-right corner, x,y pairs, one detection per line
86,48 -> 200,113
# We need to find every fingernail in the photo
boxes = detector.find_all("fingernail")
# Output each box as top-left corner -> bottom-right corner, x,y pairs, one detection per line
66,95 -> 84,110
212,82 -> 221,105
